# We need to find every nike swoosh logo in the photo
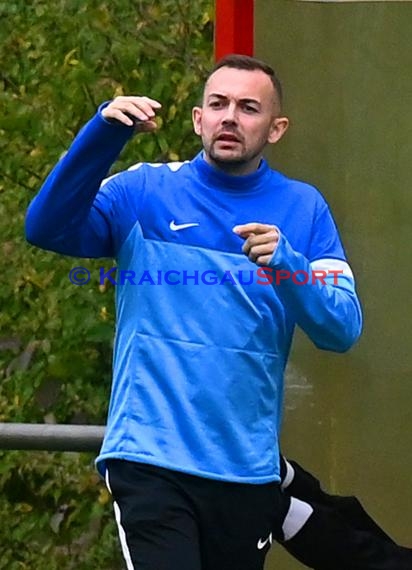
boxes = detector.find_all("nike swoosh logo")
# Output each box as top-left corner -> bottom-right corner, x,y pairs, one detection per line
169,220 -> 200,231
257,532 -> 272,550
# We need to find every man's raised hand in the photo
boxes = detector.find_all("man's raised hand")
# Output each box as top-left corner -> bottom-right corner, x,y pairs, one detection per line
102,95 -> 162,131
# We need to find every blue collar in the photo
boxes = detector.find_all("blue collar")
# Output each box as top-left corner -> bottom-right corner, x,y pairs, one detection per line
191,151 -> 277,194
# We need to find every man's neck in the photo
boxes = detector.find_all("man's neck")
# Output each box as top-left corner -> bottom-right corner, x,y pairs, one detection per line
204,153 -> 261,177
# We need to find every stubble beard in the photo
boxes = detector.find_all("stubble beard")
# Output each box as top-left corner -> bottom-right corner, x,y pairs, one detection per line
206,139 -> 264,174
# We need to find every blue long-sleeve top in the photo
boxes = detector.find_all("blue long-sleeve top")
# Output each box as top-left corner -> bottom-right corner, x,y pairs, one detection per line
26,109 -> 362,483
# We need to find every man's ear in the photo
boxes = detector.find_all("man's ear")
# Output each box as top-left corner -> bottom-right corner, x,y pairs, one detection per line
268,116 -> 289,144
192,106 -> 202,136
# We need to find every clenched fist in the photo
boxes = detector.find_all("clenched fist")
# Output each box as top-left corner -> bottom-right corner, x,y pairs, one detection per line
233,222 -> 280,266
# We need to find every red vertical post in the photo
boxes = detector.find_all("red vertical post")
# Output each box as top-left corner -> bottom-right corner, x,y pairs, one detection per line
214,0 -> 254,61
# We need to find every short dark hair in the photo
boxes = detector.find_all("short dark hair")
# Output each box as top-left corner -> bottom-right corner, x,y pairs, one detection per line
207,54 -> 283,107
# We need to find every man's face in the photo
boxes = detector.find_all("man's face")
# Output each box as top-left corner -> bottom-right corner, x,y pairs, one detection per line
192,66 -> 288,175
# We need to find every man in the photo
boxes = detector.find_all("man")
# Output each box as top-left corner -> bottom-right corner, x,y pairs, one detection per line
25,54 -> 391,569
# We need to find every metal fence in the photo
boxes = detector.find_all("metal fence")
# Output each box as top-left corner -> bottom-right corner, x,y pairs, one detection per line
0,423 -> 104,452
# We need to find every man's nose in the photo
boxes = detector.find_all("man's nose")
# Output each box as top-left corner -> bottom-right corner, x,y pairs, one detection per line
221,103 -> 238,124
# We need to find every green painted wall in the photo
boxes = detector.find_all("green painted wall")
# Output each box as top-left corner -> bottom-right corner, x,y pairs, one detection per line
255,2 -> 412,567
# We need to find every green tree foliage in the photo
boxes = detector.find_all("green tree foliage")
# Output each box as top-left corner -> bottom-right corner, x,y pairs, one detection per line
0,1 -> 213,567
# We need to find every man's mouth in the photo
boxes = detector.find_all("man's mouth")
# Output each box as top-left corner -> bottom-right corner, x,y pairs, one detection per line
216,132 -> 241,143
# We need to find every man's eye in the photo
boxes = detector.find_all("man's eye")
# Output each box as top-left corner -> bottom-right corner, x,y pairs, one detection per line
209,101 -> 223,108
244,105 -> 258,113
